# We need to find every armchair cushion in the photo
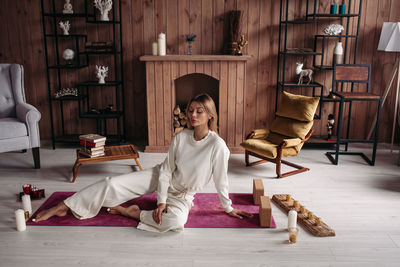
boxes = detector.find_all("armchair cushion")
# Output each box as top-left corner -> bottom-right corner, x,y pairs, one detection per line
269,116 -> 313,139
240,139 -> 302,159
276,91 -> 319,122
0,118 -> 27,139
266,132 -> 302,147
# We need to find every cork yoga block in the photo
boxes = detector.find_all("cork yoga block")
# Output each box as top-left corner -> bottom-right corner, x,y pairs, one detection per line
259,196 -> 272,227
253,179 -> 264,205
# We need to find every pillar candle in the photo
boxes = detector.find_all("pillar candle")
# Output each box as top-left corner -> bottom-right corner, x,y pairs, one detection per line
152,42 -> 158,56
288,209 -> 297,229
158,33 -> 166,56
22,194 -> 32,216
15,209 -> 26,231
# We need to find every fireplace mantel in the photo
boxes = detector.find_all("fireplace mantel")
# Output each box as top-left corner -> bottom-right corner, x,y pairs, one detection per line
140,55 -> 251,62
140,54 -> 250,153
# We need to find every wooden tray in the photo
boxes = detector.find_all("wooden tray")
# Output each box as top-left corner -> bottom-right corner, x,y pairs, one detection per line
272,194 -> 335,237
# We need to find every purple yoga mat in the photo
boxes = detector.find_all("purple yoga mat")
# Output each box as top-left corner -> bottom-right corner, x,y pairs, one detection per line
27,192 -> 276,228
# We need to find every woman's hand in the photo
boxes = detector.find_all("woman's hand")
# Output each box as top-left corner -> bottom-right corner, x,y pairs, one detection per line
152,203 -> 167,224
228,208 -> 253,219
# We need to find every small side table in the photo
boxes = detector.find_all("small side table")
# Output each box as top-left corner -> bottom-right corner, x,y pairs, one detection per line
71,144 -> 143,183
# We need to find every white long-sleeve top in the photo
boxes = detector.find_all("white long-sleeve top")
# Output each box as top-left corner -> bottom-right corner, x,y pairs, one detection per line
157,129 -> 233,213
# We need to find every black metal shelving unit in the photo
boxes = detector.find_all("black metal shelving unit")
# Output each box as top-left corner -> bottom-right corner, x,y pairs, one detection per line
276,0 -> 362,145
41,0 -> 125,149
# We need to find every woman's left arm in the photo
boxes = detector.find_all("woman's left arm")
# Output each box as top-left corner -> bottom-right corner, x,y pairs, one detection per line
212,141 -> 253,219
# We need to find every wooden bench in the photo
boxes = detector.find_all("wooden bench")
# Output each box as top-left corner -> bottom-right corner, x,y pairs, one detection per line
71,144 -> 142,183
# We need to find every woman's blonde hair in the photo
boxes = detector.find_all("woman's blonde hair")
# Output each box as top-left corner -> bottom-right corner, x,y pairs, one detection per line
186,93 -> 219,134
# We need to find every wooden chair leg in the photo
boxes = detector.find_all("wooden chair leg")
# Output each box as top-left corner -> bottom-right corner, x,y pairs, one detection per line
134,158 -> 143,171
32,147 -> 40,169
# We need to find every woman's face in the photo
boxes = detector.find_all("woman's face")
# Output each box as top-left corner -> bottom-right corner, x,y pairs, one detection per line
187,101 -> 210,128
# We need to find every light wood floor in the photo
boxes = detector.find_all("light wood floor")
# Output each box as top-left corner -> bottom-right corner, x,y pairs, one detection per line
1,142 -> 400,266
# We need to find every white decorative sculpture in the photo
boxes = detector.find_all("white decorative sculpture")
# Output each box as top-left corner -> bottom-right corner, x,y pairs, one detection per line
296,62 -> 313,85
62,49 -> 75,64
94,0 -> 113,21
59,21 -> 70,35
96,65 -> 108,84
323,24 -> 344,35
62,0 -> 73,14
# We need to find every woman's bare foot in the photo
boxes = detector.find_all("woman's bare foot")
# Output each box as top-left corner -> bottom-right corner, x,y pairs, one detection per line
108,205 -> 141,220
33,202 -> 69,222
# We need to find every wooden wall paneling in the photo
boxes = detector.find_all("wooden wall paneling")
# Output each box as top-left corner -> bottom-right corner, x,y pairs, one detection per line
201,0 -> 213,54
189,0 -> 202,55
244,0 -> 260,136
121,0 -> 134,138
178,1 -> 190,54
143,0 -> 155,55
132,0 -> 146,139
166,0 -> 178,54
256,0 -> 270,129
146,62 -> 156,146
219,61 -> 228,141
235,62 -> 245,147
154,61 -> 164,146
212,0 -> 225,53
204,61 -> 212,76
195,61 -> 204,74
188,61 -> 196,74
179,61 -> 188,76
163,62 -> 172,144
227,61 -> 236,146
155,0 -> 166,34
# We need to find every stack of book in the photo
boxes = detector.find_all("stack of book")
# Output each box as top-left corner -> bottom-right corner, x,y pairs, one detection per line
79,134 -> 106,158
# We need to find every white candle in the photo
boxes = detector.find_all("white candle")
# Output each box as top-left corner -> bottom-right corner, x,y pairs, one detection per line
22,194 -> 32,216
158,33 -> 166,56
152,42 -> 158,56
15,209 -> 26,231
288,209 -> 297,229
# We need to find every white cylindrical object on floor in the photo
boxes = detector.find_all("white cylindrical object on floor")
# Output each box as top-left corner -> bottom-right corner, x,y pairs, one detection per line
152,42 -> 158,56
15,209 -> 26,232
288,209 -> 297,229
22,194 -> 32,216
158,33 -> 166,56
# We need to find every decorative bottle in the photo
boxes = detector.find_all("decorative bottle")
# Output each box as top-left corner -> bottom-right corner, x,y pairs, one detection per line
333,41 -> 343,65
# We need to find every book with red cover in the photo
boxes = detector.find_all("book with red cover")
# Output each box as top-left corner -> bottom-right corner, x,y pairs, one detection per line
80,140 -> 106,147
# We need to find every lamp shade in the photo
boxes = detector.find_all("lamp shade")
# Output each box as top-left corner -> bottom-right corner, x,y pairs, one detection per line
378,22 -> 400,52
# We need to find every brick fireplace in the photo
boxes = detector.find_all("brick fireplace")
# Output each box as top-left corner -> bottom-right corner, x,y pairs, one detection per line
140,55 -> 251,153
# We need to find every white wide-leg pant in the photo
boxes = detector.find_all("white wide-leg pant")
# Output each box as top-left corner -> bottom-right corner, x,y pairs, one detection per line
64,166 -> 192,233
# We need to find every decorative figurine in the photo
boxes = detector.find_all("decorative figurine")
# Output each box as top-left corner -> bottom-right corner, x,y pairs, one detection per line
296,62 -> 313,85
94,0 -> 113,21
59,21 -> 70,35
323,24 -> 344,35
95,65 -> 108,84
327,114 -> 335,141
235,35 -> 248,56
63,0 -> 73,14
62,48 -> 75,64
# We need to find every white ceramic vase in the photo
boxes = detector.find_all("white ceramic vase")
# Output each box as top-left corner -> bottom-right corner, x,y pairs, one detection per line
333,41 -> 343,65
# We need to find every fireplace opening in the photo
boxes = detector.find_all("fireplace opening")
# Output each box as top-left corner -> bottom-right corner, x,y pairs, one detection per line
173,73 -> 219,134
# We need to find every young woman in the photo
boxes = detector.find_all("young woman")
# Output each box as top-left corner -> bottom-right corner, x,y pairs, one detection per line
34,94 -> 251,232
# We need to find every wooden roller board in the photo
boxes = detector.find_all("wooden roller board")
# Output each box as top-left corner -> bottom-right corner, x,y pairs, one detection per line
272,194 -> 335,237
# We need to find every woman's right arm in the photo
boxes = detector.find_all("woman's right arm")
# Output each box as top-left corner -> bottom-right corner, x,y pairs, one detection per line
156,135 -> 177,205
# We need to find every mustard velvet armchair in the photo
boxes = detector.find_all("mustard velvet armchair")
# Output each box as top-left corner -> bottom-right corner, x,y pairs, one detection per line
240,91 -> 319,178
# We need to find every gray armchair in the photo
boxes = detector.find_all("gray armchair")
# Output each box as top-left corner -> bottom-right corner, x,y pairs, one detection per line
0,64 -> 41,168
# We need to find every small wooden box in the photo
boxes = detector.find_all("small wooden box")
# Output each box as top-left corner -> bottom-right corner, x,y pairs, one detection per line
259,196 -> 272,227
253,179 -> 264,205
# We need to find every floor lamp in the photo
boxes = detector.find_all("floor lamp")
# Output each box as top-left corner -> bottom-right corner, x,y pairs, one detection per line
367,22 -> 400,151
